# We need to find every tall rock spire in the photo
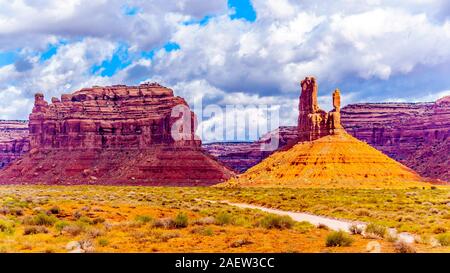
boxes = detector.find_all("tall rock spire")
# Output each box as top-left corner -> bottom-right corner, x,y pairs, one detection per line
298,77 -> 344,142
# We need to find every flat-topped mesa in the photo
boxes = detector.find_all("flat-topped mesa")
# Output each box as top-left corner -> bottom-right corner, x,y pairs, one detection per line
298,77 -> 343,142
0,83 -> 234,185
29,83 -> 200,151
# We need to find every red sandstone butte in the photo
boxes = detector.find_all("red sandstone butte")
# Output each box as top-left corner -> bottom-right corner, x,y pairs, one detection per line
0,83 -> 235,185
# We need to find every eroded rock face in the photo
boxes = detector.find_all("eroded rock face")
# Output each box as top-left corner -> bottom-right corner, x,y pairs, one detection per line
298,77 -> 343,141
29,83 -> 200,150
0,83 -> 234,185
341,96 -> 450,181
0,121 -> 29,169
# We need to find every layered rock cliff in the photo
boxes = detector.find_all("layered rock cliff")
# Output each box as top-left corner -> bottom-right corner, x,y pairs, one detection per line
0,121 -> 29,169
0,83 -> 234,185
341,96 -> 450,181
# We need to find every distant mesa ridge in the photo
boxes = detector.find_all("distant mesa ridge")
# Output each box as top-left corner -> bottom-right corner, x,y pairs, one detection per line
0,83 -> 235,185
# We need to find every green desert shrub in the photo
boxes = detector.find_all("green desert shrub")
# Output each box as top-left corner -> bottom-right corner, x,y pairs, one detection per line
349,224 -> 363,235
77,216 -> 92,225
325,231 -> 354,247
365,223 -> 387,238
436,233 -> 450,246
259,215 -> 294,229
47,206 -> 60,215
190,226 -> 214,236
394,241 -> 416,253
173,212 -> 189,228
26,213 -> 57,226
98,238 -> 109,247
135,215 -> 153,224
215,212 -> 232,226
193,216 -> 216,225
62,224 -> 85,236
152,218 -> 176,229
0,220 -> 15,235
23,226 -> 48,235
55,221 -> 69,233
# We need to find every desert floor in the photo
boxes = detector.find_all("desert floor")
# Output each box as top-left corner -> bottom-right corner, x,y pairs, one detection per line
0,185 -> 449,253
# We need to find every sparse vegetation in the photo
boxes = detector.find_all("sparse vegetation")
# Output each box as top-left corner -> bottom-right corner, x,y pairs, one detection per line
230,238 -> 253,248
394,241 -> 416,253
365,223 -> 387,238
0,220 -> 15,235
0,186 -> 447,253
215,211 -> 232,225
436,233 -> 450,246
47,206 -> 60,215
190,226 -> 214,236
325,231 -> 354,247
98,238 -> 109,247
23,226 -> 48,235
348,224 -> 363,235
55,221 -> 69,233
22,213 -> 58,226
173,212 -> 189,228
135,215 -> 152,224
259,215 -> 294,229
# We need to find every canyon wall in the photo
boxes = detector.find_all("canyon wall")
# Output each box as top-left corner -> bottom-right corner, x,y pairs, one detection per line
341,96 -> 449,181
0,121 -> 29,169
0,83 -> 234,185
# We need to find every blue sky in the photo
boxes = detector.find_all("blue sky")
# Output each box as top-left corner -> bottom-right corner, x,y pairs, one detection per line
0,0 -> 449,139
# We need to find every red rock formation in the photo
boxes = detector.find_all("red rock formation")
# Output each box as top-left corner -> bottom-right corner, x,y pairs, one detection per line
298,77 -> 342,141
0,83 -> 234,185
0,121 -> 29,169
205,78 -> 345,173
204,95 -> 449,182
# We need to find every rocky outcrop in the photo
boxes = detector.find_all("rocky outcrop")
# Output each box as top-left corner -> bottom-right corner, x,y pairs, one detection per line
204,96 -> 450,182
0,83 -> 234,185
341,96 -> 450,181
222,132 -> 427,188
0,121 -> 29,169
221,78 -> 428,188
298,77 -> 343,141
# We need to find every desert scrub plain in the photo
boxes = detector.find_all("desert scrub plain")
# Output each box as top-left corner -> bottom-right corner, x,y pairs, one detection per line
0,185 -> 448,253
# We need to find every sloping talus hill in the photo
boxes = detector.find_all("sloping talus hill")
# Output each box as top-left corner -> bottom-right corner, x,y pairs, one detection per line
223,132 -> 429,188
